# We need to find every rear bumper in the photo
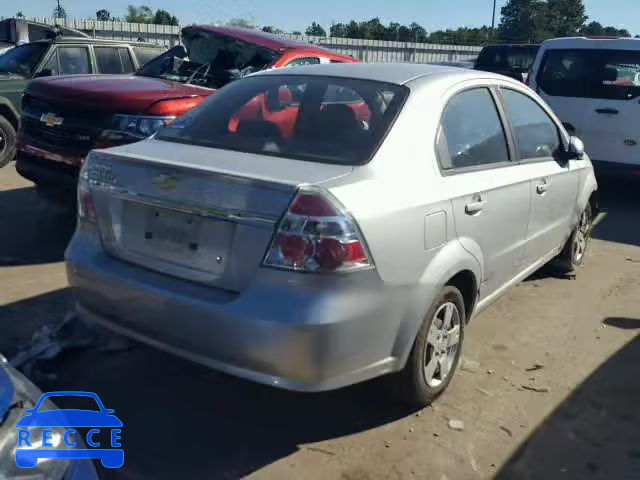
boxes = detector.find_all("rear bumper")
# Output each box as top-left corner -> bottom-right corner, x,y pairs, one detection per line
592,160 -> 640,179
66,230 -> 415,392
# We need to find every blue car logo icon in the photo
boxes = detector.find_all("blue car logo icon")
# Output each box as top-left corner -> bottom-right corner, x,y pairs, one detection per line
15,391 -> 124,468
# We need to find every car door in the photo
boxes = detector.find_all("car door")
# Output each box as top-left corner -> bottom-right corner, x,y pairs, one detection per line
437,86 -> 531,299
579,49 -> 640,168
0,42 -> 49,114
499,87 -> 580,266
531,48 -> 592,138
40,45 -> 92,76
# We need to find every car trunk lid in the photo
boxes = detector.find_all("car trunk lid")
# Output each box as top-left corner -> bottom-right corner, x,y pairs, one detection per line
87,139 -> 353,291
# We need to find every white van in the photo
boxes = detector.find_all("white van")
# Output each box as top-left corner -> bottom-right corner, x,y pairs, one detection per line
529,37 -> 640,177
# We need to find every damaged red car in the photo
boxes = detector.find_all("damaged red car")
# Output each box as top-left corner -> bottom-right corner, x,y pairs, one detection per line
15,25 -> 357,202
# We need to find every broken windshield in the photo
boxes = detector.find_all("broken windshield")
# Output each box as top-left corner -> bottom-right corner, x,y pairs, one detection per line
136,30 -> 279,89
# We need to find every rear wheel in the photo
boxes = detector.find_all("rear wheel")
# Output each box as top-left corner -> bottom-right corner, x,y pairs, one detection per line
554,203 -> 593,273
390,286 -> 465,407
0,115 -> 16,168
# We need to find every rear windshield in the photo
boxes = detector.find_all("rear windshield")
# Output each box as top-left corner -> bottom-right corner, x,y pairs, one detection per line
476,45 -> 539,72
157,74 -> 408,165
537,48 -> 640,100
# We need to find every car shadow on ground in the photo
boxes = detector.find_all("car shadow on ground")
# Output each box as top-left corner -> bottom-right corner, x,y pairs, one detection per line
0,186 -> 75,266
591,179 -> 640,248
0,289 -> 72,358
34,339 -> 416,480
497,330 -> 640,480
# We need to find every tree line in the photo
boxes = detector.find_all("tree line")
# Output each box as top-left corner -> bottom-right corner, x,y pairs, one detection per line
285,0 -> 634,45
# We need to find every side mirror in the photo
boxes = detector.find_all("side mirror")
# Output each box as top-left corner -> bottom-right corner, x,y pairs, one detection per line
568,136 -> 585,160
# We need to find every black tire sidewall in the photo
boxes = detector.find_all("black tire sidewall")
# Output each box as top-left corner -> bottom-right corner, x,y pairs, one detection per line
569,203 -> 593,268
0,115 -> 17,168
404,286 -> 466,405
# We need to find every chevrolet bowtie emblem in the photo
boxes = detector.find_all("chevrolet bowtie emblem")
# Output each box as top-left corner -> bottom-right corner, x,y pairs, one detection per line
152,174 -> 179,191
40,112 -> 64,127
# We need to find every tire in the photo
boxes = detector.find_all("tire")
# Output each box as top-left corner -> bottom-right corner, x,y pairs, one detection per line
390,286 -> 466,407
0,115 -> 17,168
553,203 -> 593,273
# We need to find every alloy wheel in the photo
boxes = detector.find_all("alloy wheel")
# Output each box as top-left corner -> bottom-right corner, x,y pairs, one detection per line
424,302 -> 461,387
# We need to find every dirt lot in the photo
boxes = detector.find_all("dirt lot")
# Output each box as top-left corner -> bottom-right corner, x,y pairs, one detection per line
1,163 -> 638,480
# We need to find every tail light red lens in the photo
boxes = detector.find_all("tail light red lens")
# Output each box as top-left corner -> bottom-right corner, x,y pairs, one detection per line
263,189 -> 372,273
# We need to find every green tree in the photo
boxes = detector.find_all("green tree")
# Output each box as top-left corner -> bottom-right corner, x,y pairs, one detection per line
261,26 -> 284,34
305,22 -> 326,37
579,20 -> 604,36
15,11 -> 25,18
226,18 -> 254,28
153,9 -> 178,25
547,0 -> 588,37
329,22 -> 347,37
409,22 -> 428,42
53,5 -> 67,18
125,5 -> 153,23
499,0 -> 549,43
291,30 -> 302,36
96,9 -> 111,21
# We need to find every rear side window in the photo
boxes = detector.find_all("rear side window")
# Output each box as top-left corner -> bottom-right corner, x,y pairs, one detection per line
501,89 -> 561,160
95,47 -> 135,74
133,46 -> 162,67
286,57 -> 320,67
44,46 -> 90,76
538,48 -> 640,100
157,75 -> 407,166
439,88 -> 510,170
476,45 -> 539,71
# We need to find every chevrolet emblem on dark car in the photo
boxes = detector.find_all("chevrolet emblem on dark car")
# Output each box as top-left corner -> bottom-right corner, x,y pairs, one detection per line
40,113 -> 64,127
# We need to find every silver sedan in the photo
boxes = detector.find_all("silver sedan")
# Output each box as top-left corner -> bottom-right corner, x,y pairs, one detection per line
66,63 -> 597,405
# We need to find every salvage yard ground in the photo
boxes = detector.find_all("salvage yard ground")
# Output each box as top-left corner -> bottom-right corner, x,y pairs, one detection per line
1,164 -> 638,480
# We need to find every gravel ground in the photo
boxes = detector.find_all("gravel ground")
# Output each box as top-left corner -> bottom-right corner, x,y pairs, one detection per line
1,164 -> 638,480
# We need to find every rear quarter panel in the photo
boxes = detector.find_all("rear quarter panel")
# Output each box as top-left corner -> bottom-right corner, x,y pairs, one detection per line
321,79 -> 481,364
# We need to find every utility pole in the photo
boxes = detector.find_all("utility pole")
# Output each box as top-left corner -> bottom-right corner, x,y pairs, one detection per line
490,0 -> 497,43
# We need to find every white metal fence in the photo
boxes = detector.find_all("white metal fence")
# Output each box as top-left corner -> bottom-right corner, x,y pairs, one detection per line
5,17 -> 482,63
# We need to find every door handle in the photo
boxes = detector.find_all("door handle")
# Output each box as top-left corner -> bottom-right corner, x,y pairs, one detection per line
465,200 -> 486,215
595,108 -> 619,115
536,182 -> 549,194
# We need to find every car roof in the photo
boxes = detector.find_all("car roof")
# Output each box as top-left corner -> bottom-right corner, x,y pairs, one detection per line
253,62 -> 509,86
185,25 -> 327,52
481,43 -> 540,49
541,36 -> 640,50
31,36 -> 163,48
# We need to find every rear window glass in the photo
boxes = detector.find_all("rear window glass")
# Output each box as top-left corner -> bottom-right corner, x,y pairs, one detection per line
95,47 -> 135,74
133,46 -> 162,67
476,45 -> 539,72
157,75 -> 408,165
538,49 -> 640,100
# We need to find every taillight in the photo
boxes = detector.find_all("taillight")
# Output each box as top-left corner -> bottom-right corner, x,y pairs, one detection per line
77,162 -> 96,223
263,189 -> 372,273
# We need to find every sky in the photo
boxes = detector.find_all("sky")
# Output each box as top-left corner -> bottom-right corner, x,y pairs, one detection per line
2,0 -> 640,35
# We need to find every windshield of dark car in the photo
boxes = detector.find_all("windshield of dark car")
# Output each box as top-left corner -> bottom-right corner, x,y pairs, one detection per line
0,42 -> 47,77
476,45 -> 539,72
157,74 -> 408,166
137,31 -> 279,88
